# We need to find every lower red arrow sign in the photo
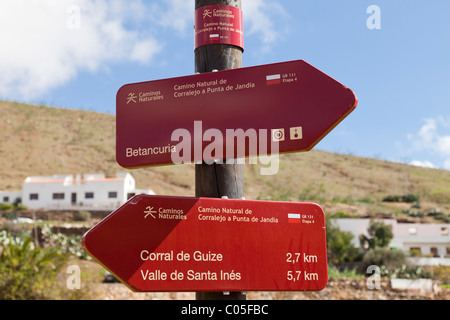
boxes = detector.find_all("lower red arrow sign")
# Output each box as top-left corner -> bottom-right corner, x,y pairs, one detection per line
82,195 -> 328,292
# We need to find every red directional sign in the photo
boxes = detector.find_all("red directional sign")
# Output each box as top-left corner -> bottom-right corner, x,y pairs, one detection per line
82,195 -> 328,292
116,60 -> 357,168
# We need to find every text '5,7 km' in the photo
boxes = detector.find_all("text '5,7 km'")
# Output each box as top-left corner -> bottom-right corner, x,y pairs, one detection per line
82,195 -> 328,292
116,59 -> 357,168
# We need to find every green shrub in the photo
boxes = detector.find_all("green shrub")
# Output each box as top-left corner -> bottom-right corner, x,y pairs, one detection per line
0,235 -> 67,299
362,247 -> 406,272
389,264 -> 432,279
427,209 -> 449,222
15,204 -> 27,211
360,219 -> 393,250
74,210 -> 91,221
382,194 -> 419,203
431,266 -> 450,284
358,197 -> 374,204
41,225 -> 89,259
2,212 -> 17,220
328,264 -> 363,280
331,211 -> 352,218
326,216 -> 359,263
382,195 -> 399,202
0,203 -> 14,211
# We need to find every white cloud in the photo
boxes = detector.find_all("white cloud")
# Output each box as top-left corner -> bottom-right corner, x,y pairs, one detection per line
408,117 -> 450,170
151,0 -> 194,34
243,0 -> 290,52
417,118 -> 437,145
0,0 -> 289,101
0,0 -> 162,100
409,160 -> 436,169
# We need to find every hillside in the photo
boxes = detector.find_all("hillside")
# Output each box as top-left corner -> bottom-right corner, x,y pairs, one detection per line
1,100 -> 449,222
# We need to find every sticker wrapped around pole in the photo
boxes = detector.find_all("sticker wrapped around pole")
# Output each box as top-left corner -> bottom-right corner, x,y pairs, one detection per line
194,4 -> 244,51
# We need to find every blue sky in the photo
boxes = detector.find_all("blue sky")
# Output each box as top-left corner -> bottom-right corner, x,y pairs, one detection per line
1,0 -> 450,170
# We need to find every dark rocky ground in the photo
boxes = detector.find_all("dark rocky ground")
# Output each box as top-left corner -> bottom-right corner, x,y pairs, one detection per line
88,278 -> 448,300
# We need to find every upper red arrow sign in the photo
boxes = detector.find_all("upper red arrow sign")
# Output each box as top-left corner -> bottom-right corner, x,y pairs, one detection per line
82,195 -> 328,292
116,60 -> 357,168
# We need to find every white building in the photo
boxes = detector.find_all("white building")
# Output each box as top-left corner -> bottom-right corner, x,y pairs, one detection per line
1,173 -> 154,210
0,190 -> 22,206
334,218 -> 450,259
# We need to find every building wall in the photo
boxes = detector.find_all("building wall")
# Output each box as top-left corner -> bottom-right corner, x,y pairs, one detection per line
334,218 -> 450,258
399,240 -> 449,257
20,173 -> 147,210
0,191 -> 22,205
332,218 -> 397,248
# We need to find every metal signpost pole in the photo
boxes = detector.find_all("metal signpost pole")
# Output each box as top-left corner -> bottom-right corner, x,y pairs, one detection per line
194,0 -> 246,300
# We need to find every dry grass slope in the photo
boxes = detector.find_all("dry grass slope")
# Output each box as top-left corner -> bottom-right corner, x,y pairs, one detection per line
1,100 -> 449,221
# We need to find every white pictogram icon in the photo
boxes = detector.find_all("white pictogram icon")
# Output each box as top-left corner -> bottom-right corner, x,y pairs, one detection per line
290,126 -> 303,140
272,128 -> 285,142
127,92 -> 137,104
144,206 -> 157,219
203,9 -> 212,18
